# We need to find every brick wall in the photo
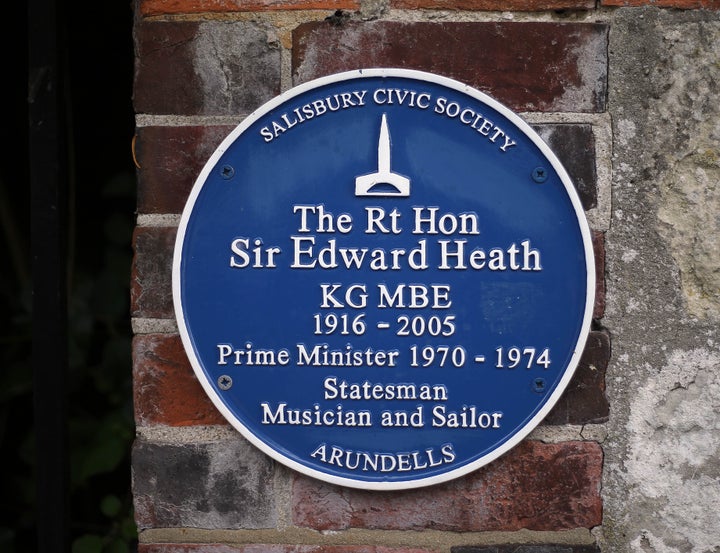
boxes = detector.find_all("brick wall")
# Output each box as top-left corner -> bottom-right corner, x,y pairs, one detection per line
130,1 -> 716,552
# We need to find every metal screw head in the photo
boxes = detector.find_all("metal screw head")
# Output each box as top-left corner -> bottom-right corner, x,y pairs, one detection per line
532,378 -> 546,393
221,165 -> 235,180
218,375 -> 233,390
532,167 -> 548,183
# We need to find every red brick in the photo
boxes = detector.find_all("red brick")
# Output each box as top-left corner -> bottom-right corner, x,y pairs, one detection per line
392,0 -> 594,9
601,0 -> 718,7
131,226 -> 176,319
139,0 -> 358,16
592,230 -> 606,320
292,440 -> 602,531
133,334 -> 227,427
544,329 -> 610,425
134,20 -> 281,115
292,21 -> 608,113
136,126 -> 234,215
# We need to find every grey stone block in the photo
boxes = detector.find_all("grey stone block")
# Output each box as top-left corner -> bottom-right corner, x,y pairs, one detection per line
132,437 -> 277,529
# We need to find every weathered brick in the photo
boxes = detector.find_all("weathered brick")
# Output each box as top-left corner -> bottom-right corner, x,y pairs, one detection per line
532,124 -> 597,211
134,21 -> 281,115
452,546 -> 600,553
139,547 -> 243,553
292,440 -> 602,531
292,22 -> 608,113
133,334 -> 227,427
601,0 -> 718,7
139,0 -> 359,16
392,0 -> 594,9
133,438 -> 276,529
544,329 -> 610,425
131,226 -> 176,319
592,230 -> 606,320
139,546 -> 434,553
136,126 -> 234,215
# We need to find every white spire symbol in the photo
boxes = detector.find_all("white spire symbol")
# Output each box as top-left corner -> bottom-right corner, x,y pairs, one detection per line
355,114 -> 410,197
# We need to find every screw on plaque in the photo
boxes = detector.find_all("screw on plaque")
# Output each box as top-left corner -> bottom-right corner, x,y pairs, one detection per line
218,375 -> 233,390
532,167 -> 548,183
532,378 -> 546,393
221,165 -> 235,180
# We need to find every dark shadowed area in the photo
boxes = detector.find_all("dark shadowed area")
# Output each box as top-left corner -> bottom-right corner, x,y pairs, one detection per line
2,2 -> 137,551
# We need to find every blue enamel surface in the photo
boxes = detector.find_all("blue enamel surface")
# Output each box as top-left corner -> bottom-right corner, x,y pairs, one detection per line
175,73 -> 593,487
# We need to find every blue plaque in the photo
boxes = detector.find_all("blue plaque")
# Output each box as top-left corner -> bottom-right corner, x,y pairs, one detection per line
173,69 -> 595,490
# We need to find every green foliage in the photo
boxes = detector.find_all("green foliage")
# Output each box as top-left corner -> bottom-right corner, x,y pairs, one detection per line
5,2 -> 137,550
72,535 -> 104,553
71,493 -> 137,553
0,171 -> 138,552
65,172 -> 138,552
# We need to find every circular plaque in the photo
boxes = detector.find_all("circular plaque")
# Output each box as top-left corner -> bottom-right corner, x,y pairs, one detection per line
173,69 -> 595,490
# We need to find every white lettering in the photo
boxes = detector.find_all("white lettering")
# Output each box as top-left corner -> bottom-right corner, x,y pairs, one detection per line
377,284 -> 452,309
438,240 -> 542,271
229,237 -> 280,268
216,343 -> 290,366
412,207 -> 480,235
309,443 -> 456,472
432,405 -> 503,428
